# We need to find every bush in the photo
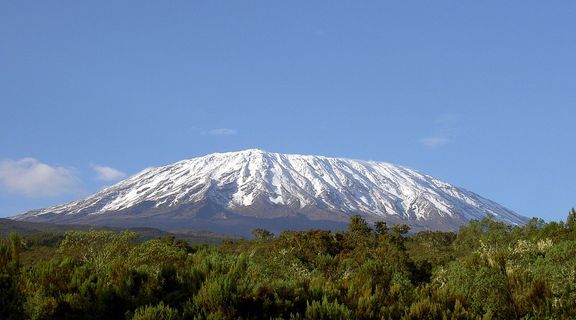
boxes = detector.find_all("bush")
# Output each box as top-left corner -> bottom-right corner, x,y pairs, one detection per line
305,296 -> 351,319
131,302 -> 179,320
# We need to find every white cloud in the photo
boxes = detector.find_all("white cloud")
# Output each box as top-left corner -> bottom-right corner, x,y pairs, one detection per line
419,136 -> 450,148
0,158 -> 79,197
91,164 -> 126,181
204,128 -> 238,136
419,114 -> 459,148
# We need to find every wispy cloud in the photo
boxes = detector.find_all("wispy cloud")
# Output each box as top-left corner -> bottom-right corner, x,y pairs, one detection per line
419,137 -> 450,148
419,114 -> 459,149
91,164 -> 126,181
0,158 -> 79,197
204,128 -> 238,136
434,114 -> 458,126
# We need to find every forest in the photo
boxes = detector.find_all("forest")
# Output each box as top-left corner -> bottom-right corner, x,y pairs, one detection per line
2,210 -> 576,320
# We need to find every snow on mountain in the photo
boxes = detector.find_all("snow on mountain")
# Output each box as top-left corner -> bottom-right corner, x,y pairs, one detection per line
14,149 -> 527,231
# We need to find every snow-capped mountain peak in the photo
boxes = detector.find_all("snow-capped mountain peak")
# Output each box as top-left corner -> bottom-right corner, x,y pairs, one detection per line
14,149 -> 527,232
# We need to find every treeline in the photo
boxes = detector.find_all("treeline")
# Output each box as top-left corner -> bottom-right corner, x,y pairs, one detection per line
2,210 -> 576,319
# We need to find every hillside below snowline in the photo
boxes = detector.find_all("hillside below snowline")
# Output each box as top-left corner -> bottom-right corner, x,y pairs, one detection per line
14,149 -> 527,235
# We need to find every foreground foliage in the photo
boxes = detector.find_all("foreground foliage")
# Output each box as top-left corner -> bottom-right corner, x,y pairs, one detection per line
1,209 -> 576,319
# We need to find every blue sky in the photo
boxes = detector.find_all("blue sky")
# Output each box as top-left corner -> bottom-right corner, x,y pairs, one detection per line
1,1 -> 575,221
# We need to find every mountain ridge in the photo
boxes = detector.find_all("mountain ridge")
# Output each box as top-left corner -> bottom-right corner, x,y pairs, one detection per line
13,149 -> 527,234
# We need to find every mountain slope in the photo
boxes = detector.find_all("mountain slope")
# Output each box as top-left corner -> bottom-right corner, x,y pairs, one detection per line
13,149 -> 527,234
0,218 -> 238,244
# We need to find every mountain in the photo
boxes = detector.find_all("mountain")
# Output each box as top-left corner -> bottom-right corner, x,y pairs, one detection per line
13,149 -> 527,235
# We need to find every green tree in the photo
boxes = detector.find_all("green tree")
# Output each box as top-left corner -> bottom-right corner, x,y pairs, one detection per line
374,221 -> 389,235
348,215 -> 372,236
0,235 -> 24,320
566,208 -> 576,231
251,228 -> 274,240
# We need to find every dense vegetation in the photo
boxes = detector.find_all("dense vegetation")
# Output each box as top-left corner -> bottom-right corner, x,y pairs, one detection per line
2,209 -> 576,319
